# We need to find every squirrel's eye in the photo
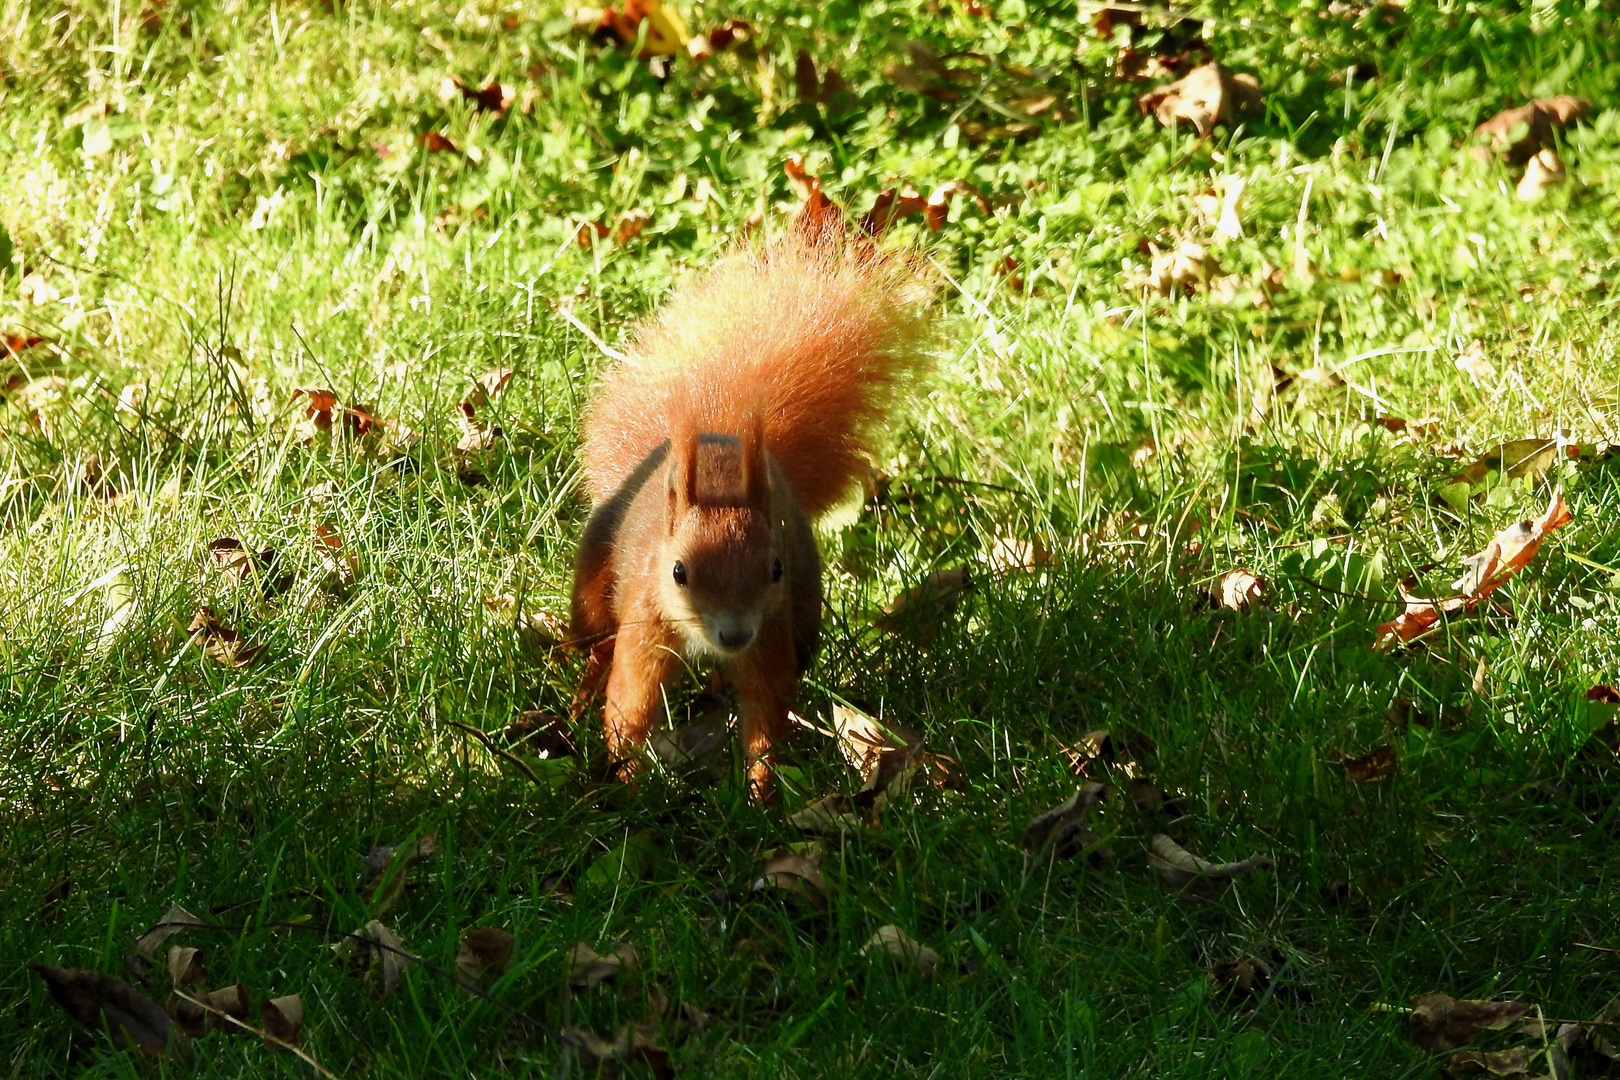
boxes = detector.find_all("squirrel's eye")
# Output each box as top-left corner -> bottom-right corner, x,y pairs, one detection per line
672,561 -> 688,586
771,558 -> 783,582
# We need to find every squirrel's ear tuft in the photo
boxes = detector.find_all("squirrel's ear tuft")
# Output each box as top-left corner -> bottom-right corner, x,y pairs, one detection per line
668,429 -> 700,524
741,413 -> 766,504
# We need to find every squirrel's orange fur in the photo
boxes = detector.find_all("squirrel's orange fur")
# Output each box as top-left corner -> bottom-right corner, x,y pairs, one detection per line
570,221 -> 932,801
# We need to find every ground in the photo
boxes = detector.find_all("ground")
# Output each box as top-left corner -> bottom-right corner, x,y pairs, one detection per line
2,1 -> 1619,1077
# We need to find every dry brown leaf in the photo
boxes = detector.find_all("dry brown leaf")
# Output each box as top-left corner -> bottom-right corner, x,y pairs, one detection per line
576,0 -> 689,57
354,920 -> 413,999
1061,727 -> 1155,778
875,566 -> 970,641
751,843 -> 830,906
186,606 -> 260,666
1209,956 -> 1272,996
1148,834 -> 1272,900
1138,62 -> 1263,136
1022,783 -> 1110,862
461,368 -> 515,411
863,925 -> 940,976
613,208 -> 652,244
259,994 -> 303,1051
568,942 -> 639,989
1448,439 -> 1568,489
686,17 -> 751,60
166,946 -> 207,986
419,130 -> 461,154
1212,569 -> 1267,610
1475,97 -> 1590,163
361,831 -> 436,915
133,905 -> 205,958
456,928 -> 515,985
314,523 -> 358,582
201,985 -> 251,1033
1409,993 -> 1532,1054
1445,1045 -> 1535,1077
504,709 -> 576,758
787,794 -> 865,834
649,695 -> 731,779
1375,489 -> 1572,648
28,964 -> 173,1057
443,76 -> 515,114
1130,240 -> 1219,296
1517,148 -> 1565,201
1456,340 -> 1495,383
1337,743 -> 1397,784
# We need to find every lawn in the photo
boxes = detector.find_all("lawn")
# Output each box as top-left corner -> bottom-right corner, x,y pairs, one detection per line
3,1 -> 1619,1077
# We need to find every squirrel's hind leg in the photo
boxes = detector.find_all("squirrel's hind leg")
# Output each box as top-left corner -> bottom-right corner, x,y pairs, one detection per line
731,621 -> 800,804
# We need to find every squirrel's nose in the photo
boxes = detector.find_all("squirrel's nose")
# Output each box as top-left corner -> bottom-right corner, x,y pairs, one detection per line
717,626 -> 755,650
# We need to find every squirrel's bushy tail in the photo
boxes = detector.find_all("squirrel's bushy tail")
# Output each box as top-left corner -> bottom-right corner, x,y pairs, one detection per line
582,226 -> 934,519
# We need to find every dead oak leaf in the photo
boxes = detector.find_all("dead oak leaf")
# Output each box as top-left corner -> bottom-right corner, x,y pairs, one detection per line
187,607 -> 261,667
28,964 -> 173,1057
1474,96 -> 1590,164
1138,62 -> 1263,136
1408,993 -> 1532,1054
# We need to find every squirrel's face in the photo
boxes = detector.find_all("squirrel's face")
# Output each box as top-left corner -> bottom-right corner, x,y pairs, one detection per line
659,504 -> 784,659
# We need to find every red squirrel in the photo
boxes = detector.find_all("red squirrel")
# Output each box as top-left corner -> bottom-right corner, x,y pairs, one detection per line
569,212 -> 933,801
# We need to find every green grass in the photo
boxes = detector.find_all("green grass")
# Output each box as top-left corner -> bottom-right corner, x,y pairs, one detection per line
4,0 -> 1620,1076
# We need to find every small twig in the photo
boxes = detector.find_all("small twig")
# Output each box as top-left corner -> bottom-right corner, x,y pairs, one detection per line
171,989 -> 338,1079
445,719 -> 547,788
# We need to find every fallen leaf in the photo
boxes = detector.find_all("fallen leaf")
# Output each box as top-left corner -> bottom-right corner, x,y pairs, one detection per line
1455,340 -> 1496,383
314,523 -> 358,582
874,566 -> 970,641
358,920 -> 413,999
862,925 -> 940,976
1022,783 -> 1110,862
1445,1045 -> 1534,1077
419,131 -> 460,154
456,928 -> 515,985
1210,956 -> 1272,996
567,942 -> 639,989
1475,97 -> 1590,163
686,17 -> 751,60
1138,62 -> 1263,136
259,994 -> 303,1050
167,946 -> 207,986
28,963 -> 172,1057
132,905 -> 206,958
751,842 -> 830,906
361,830 -> 437,915
1212,569 -> 1267,610
443,76 -> 515,114
1129,240 -> 1219,296
461,367 -> 515,411
1517,148 -> 1565,201
649,695 -> 731,779
584,0 -> 689,57
1409,993 -> 1532,1054
1061,727 -> 1155,779
787,794 -> 865,834
1148,834 -> 1272,900
613,207 -> 652,244
1448,439 -> 1567,490
1375,489 -> 1573,648
1337,743 -> 1397,784
200,985 -> 250,1033
504,710 -> 576,757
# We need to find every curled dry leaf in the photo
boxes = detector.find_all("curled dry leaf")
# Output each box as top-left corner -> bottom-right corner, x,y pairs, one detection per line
1062,726 -> 1155,779
133,905 -> 206,958
456,928 -> 516,985
567,942 -> 639,989
361,830 -> 437,915
1447,439 -> 1569,490
752,842 -> 830,906
573,0 -> 689,56
1376,489 -> 1573,649
462,368 -> 515,411
1130,240 -> 1219,296
787,793 -> 865,834
167,946 -> 207,986
28,963 -> 172,1057
1474,96 -> 1590,163
354,920 -> 413,999
441,75 -> 515,114
259,994 -> 303,1051
863,925 -> 941,977
314,523 -> 358,582
1138,62 -> 1263,136
1209,956 -> 1272,996
1148,835 -> 1272,900
202,985 -> 251,1032
1337,743 -> 1397,784
1023,783 -> 1110,862
1517,148 -> 1565,201
1408,993 -> 1532,1054
504,709 -> 576,758
563,1020 -> 669,1077
187,606 -> 261,667
1212,569 -> 1267,611
649,695 -> 731,779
